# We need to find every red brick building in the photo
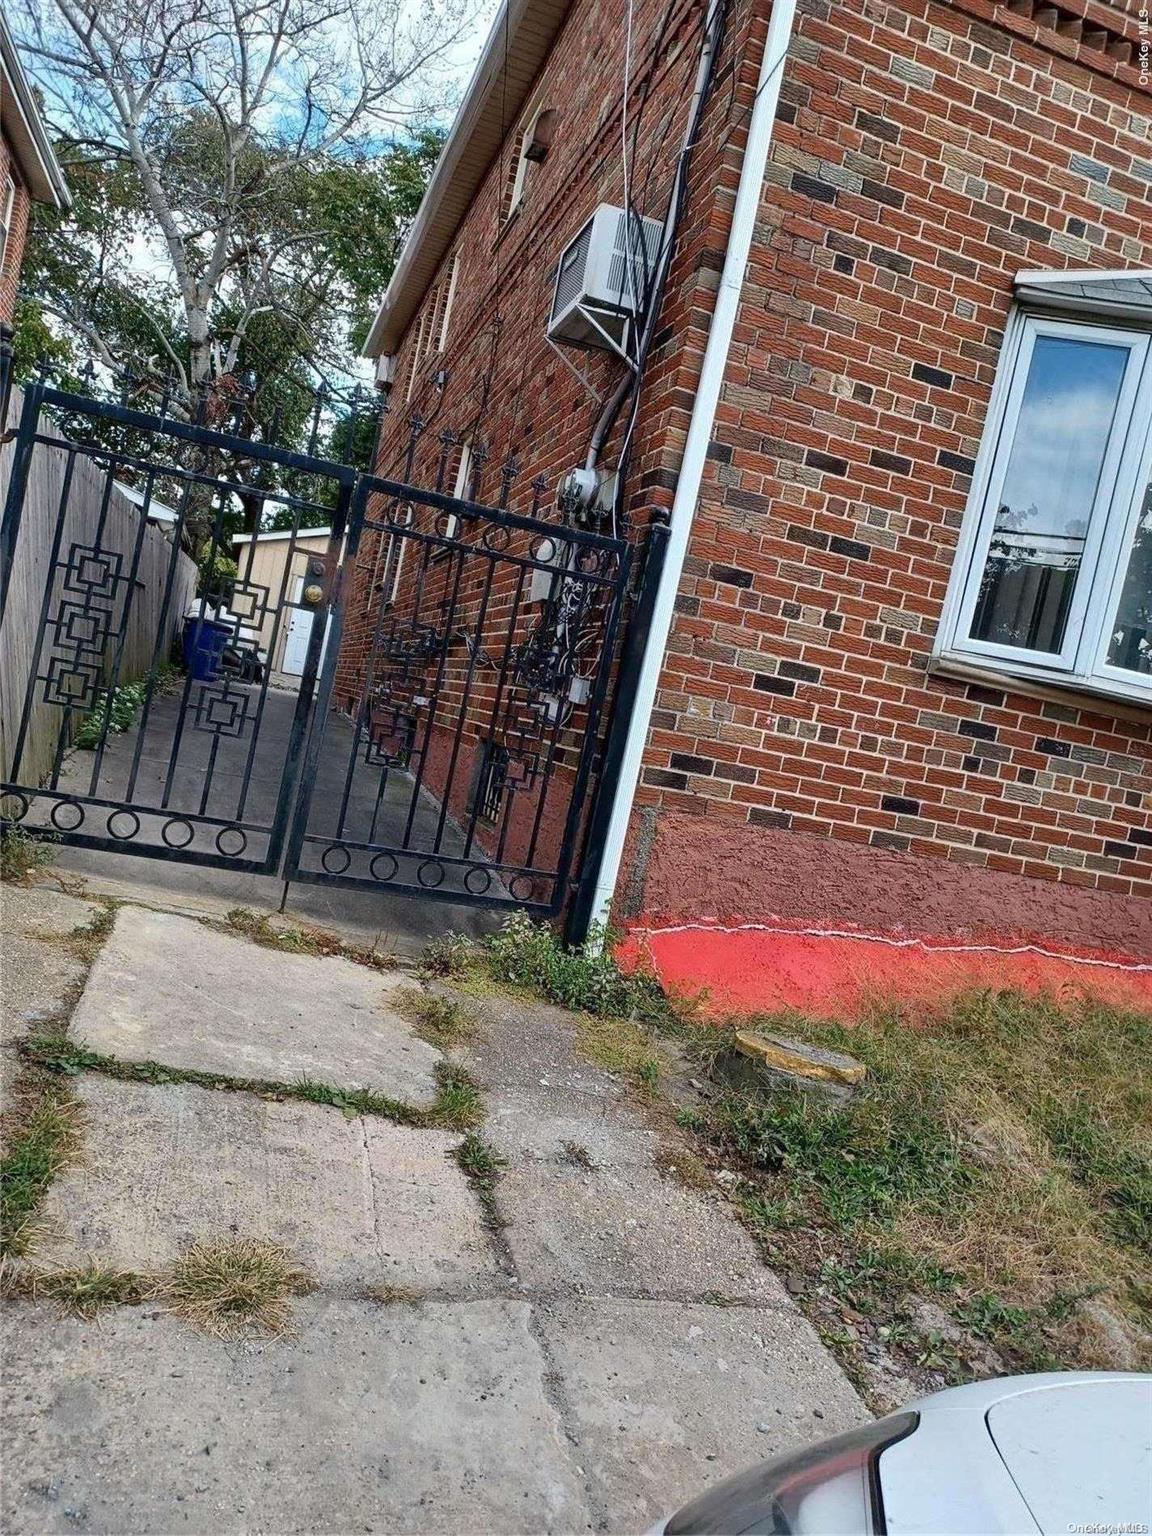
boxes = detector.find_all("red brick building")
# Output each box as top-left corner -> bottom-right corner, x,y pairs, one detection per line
0,12 -> 69,327
355,0 -> 1152,983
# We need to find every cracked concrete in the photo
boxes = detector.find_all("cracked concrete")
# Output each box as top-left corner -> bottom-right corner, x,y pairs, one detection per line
30,1076 -> 494,1291
1,884 -> 866,1535
68,906 -> 443,1103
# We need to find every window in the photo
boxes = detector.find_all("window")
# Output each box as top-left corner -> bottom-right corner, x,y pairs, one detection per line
403,253 -> 459,400
507,104 -> 556,217
0,177 -> 15,274
937,308 -> 1152,703
471,741 -> 509,824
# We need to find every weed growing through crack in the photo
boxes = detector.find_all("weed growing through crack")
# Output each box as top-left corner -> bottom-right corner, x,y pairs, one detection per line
365,1282 -> 423,1305
25,1038 -> 485,1133
418,932 -> 474,980
485,912 -> 678,1024
454,1132 -> 506,1227
0,827 -> 56,884
455,1130 -> 505,1184
220,908 -> 395,972
162,1238 -> 312,1337
396,988 -> 474,1048
0,1077 -> 80,1257
3,1261 -> 149,1317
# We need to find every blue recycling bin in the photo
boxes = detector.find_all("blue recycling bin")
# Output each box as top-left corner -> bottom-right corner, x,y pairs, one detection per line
182,617 -> 232,681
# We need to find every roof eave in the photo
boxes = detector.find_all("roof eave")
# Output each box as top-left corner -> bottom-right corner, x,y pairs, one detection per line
363,0 -> 574,358
0,14 -> 70,210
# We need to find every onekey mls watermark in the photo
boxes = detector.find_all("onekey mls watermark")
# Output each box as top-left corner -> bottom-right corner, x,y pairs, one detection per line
1140,6 -> 1150,84
1067,1524 -> 1149,1534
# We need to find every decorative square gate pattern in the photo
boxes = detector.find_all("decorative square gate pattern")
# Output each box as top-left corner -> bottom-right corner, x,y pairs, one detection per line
0,382 -> 635,918
284,473 -> 631,914
0,383 -> 353,872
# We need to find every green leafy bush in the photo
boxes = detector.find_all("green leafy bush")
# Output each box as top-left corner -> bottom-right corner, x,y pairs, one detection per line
485,911 -> 673,1023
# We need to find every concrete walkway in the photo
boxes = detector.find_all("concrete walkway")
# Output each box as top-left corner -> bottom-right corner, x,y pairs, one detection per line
1,878 -> 864,1535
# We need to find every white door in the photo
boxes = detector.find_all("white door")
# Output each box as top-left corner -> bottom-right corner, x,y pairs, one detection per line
282,578 -> 314,675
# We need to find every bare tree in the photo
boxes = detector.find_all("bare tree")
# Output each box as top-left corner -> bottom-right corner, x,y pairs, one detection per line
14,0 -> 470,398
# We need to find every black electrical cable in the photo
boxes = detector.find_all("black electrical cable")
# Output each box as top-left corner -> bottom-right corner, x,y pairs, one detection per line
598,0 -> 732,519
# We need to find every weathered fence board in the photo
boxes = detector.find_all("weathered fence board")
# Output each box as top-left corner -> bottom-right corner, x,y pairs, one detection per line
0,387 -> 197,786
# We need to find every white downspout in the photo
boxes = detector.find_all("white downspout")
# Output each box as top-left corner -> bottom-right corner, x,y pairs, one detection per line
586,0 -> 800,934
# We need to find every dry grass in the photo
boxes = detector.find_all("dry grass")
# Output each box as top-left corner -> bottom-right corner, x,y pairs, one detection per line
2,1260 -> 148,1317
160,1238 -> 313,1337
708,988 -> 1152,1375
395,987 -> 475,1048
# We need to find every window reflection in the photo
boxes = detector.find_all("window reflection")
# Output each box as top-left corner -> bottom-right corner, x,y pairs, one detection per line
971,336 -> 1128,654
1107,476 -> 1152,675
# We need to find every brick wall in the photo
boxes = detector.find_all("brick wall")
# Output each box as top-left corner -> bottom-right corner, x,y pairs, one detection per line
0,133 -> 31,325
334,0 -> 761,900
348,0 -> 1152,952
632,0 -> 1152,952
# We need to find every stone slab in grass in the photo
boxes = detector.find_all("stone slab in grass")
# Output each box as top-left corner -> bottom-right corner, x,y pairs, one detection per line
536,1295 -> 867,1533
0,884 -> 101,1049
33,1077 -> 495,1291
497,1158 -> 788,1303
68,906 -> 440,1104
0,1296 -> 589,1535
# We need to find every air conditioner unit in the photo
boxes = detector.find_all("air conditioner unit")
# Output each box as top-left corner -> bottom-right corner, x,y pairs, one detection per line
547,204 -> 665,354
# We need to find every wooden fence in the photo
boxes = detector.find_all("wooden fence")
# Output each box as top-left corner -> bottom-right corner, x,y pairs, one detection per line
0,387 -> 197,787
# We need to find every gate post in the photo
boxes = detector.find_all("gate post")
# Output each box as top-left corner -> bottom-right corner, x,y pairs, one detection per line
0,382 -> 45,621
565,516 -> 670,947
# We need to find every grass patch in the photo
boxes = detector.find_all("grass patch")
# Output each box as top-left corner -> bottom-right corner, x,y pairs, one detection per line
0,826 -> 56,884
162,1238 -> 312,1337
419,933 -> 475,980
485,912 -> 680,1024
395,987 -> 474,1048
0,1077 -> 80,1257
700,988 -> 1152,1376
219,908 -> 395,972
454,1131 -> 506,1228
25,1037 -> 484,1133
1,1260 -> 149,1317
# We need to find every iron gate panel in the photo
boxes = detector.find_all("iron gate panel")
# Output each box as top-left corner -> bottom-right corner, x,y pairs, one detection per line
284,472 -> 632,914
0,383 -> 354,873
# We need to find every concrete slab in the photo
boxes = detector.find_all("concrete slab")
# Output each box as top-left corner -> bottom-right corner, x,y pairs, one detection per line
483,1084 -> 661,1166
33,1077 -> 496,1292
537,1296 -> 868,1532
0,884 -> 100,1049
69,906 -> 442,1103
498,1159 -> 787,1303
0,1296 -> 591,1535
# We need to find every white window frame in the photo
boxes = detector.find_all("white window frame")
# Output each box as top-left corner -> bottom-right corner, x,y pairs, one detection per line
437,252 -> 459,351
934,307 -> 1152,706
507,102 -> 548,217
0,176 -> 15,275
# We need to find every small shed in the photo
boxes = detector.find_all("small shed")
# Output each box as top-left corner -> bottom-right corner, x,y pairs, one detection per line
232,526 -> 333,682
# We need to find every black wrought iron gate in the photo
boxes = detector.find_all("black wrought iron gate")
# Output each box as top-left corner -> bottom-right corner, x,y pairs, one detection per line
0,380 -> 632,918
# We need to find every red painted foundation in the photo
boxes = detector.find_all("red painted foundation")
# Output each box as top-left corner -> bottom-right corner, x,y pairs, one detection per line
616,812 -> 1152,1017
618,921 -> 1152,1019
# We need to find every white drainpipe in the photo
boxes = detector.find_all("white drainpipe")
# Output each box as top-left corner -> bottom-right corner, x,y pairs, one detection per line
585,0 -> 801,934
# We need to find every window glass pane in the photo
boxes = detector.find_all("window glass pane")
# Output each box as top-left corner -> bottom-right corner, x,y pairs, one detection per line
970,334 -> 1129,654
1106,474 -> 1152,676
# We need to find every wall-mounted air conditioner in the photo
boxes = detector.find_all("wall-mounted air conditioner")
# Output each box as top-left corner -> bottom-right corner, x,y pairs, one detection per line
547,204 -> 664,354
